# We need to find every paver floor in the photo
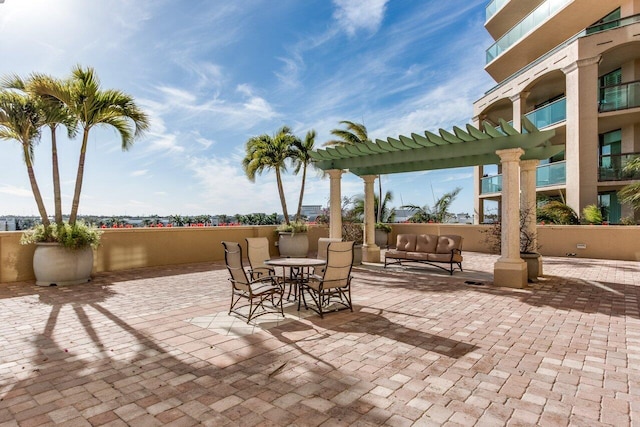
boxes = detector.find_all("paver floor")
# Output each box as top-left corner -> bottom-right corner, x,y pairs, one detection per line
0,252 -> 639,426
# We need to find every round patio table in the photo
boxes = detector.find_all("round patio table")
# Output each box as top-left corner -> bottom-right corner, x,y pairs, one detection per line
265,258 -> 326,301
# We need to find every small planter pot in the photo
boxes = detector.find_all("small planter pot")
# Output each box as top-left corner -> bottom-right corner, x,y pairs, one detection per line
33,243 -> 94,286
352,245 -> 363,266
521,252 -> 540,283
375,229 -> 389,247
277,232 -> 309,257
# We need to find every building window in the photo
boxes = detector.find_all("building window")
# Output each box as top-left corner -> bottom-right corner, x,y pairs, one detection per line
599,129 -> 622,181
597,192 -> 621,224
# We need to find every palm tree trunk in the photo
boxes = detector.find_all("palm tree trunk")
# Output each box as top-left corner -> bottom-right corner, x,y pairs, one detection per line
275,168 -> 290,225
295,164 -> 307,222
50,126 -> 63,225
69,128 -> 89,225
23,146 -> 50,227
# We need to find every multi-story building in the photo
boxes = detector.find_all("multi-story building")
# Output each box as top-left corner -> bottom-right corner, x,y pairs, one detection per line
473,0 -> 640,224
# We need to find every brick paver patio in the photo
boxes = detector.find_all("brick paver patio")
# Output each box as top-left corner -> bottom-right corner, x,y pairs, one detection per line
0,252 -> 639,426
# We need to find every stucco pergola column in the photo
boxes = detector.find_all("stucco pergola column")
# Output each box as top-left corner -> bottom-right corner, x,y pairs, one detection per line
520,159 -> 542,276
493,148 -> 527,288
520,159 -> 539,250
361,175 -> 380,263
327,169 -> 344,239
562,56 -> 601,215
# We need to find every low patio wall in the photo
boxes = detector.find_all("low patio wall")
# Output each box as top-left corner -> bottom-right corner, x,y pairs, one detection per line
1,224 -> 638,283
0,225 -> 330,283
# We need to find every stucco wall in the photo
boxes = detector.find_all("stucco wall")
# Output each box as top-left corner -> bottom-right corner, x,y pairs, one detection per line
0,225 -> 330,283
1,224 -> 638,284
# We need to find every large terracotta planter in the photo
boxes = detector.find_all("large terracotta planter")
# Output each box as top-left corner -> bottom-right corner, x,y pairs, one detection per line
33,243 -> 94,286
277,232 -> 309,257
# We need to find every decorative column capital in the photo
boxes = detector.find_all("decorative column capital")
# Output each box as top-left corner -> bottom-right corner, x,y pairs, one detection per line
327,169 -> 344,179
496,147 -> 524,163
520,159 -> 539,171
509,91 -> 530,103
362,175 -> 377,184
562,55 -> 602,75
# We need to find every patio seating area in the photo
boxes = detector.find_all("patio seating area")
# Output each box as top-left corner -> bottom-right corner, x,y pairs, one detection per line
0,251 -> 639,426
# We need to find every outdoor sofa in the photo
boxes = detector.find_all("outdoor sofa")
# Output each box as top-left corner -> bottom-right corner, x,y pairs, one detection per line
384,233 -> 463,275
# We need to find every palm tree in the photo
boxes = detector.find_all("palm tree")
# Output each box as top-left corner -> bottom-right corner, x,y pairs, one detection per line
242,126 -> 298,225
292,129 -> 316,222
2,74 -> 78,226
326,120 -> 384,221
0,90 -> 50,227
619,157 -> 640,213
29,65 -> 150,225
402,187 -> 461,223
352,191 -> 396,223
431,187 -> 461,223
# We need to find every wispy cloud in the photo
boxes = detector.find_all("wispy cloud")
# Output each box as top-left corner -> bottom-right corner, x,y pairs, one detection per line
131,169 -> 148,177
0,184 -> 32,197
332,0 -> 388,36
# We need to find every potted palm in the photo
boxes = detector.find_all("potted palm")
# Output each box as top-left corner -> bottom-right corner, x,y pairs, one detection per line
275,220 -> 309,257
0,66 -> 149,286
375,222 -> 392,247
243,126 -> 317,257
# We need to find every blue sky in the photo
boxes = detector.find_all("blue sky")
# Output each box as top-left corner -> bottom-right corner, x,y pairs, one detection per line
0,0 -> 493,218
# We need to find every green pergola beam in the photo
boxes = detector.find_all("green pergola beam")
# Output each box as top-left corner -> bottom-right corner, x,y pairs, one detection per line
310,121 -> 562,176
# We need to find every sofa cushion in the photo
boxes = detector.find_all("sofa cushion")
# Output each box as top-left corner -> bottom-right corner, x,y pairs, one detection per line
395,234 -> 417,252
406,251 -> 430,261
428,253 -> 463,263
416,234 -> 438,253
435,235 -> 462,254
385,250 -> 406,259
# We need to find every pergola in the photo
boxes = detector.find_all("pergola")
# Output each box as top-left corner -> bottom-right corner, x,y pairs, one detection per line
310,119 -> 564,288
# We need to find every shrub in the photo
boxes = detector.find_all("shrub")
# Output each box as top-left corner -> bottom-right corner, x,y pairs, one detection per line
21,221 -> 102,250
582,204 -> 603,225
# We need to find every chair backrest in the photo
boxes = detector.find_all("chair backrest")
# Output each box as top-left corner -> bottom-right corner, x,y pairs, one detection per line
317,237 -> 342,261
245,237 -> 271,270
221,241 -> 250,290
322,241 -> 354,289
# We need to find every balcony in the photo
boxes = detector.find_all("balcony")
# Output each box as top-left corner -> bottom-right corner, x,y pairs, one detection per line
599,80 -> 640,113
480,160 -> 566,194
586,12 -> 640,35
486,0 -> 570,64
525,97 -> 566,129
485,0 -> 509,22
599,153 -> 640,181
536,160 -> 566,187
481,174 -> 502,194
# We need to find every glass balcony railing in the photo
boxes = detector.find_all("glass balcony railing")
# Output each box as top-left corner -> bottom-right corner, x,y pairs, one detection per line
586,12 -> 640,35
486,0 -> 509,21
481,174 -> 502,194
536,161 -> 566,187
480,161 -> 567,194
524,97 -> 566,129
599,80 -> 640,112
486,0 -> 571,64
599,153 -> 640,181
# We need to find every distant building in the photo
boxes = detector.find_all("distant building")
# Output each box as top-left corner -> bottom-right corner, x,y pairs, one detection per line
301,205 -> 323,221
